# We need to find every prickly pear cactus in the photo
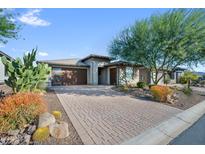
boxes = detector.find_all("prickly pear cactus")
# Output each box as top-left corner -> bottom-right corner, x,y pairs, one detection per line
1,48 -> 51,93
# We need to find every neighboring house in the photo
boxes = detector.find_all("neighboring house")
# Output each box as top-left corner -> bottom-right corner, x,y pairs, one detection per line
38,54 -> 185,86
168,67 -> 186,84
0,51 -> 13,84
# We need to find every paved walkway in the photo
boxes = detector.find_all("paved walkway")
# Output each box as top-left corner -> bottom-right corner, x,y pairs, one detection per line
54,86 -> 182,144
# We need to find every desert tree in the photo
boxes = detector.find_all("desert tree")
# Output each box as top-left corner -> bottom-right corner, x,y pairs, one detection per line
0,9 -> 20,45
109,9 -> 205,84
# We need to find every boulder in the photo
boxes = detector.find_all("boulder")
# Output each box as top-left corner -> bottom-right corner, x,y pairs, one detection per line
38,112 -> 56,128
7,129 -> 20,136
49,121 -> 69,139
27,125 -> 37,135
24,134 -> 31,145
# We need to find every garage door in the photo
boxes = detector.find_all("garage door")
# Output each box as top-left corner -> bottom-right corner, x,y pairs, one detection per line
52,68 -> 87,86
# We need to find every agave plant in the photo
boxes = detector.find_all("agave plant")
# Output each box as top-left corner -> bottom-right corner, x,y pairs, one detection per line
2,48 -> 51,93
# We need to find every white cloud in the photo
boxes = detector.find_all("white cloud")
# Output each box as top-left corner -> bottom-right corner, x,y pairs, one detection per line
18,9 -> 51,27
38,51 -> 48,57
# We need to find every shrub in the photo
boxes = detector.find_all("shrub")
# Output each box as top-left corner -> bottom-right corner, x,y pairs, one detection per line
32,127 -> 50,142
179,76 -> 188,84
150,85 -> 173,102
122,85 -> 129,92
0,93 -> 47,133
182,87 -> 192,96
137,82 -> 147,88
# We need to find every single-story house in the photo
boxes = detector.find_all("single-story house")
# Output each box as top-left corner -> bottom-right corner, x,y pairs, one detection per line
38,54 -> 185,86
0,51 -> 13,84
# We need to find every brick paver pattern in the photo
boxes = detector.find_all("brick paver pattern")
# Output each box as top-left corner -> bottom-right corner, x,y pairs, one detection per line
54,86 -> 182,145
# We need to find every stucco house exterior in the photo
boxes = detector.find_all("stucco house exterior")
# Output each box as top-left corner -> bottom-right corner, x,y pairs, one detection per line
38,54 -> 184,86
0,51 -> 13,84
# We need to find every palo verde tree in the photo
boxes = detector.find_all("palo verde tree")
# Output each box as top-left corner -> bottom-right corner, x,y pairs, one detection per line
0,9 -> 20,45
109,9 -> 205,85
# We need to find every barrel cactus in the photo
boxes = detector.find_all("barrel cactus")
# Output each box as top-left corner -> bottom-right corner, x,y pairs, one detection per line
52,111 -> 62,120
32,127 -> 50,142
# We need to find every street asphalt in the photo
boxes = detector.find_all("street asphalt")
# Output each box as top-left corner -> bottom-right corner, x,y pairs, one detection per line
170,114 -> 205,145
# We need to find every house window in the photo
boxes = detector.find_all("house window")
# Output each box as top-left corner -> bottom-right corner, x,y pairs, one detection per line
52,67 -> 62,74
126,67 -> 133,80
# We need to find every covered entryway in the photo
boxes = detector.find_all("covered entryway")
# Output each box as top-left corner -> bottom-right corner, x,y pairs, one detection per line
52,68 -> 87,86
110,68 -> 117,85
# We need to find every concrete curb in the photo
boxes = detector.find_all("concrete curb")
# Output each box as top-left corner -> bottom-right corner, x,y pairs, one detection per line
122,100 -> 205,145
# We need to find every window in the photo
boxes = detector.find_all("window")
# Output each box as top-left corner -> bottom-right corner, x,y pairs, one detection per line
126,67 -> 133,80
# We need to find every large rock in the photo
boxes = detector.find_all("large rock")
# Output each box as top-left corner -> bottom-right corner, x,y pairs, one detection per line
38,112 -> 56,128
27,125 -> 37,135
7,129 -> 20,136
49,121 -> 69,139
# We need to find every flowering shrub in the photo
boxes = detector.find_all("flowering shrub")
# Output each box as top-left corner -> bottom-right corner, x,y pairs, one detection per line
150,85 -> 173,102
0,93 -> 47,133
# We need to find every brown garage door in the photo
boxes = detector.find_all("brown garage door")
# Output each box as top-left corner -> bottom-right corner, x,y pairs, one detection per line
52,68 -> 87,86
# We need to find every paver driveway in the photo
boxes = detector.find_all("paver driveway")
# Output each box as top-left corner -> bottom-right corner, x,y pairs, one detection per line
54,86 -> 182,144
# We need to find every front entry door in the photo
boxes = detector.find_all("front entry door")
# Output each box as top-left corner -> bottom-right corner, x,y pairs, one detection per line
110,68 -> 117,85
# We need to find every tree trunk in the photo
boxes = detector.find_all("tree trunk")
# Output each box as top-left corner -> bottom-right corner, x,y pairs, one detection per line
188,79 -> 191,88
153,71 -> 166,85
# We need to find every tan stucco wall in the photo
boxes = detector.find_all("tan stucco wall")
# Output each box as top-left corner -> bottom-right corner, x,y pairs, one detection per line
0,57 -> 5,83
118,66 -> 140,85
84,58 -> 110,85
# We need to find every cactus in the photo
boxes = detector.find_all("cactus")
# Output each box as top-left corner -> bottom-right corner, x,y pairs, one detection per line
32,127 -> 50,142
52,111 -> 62,120
2,48 -> 51,93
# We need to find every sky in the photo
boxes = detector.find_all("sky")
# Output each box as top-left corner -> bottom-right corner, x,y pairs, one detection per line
0,8 -> 204,72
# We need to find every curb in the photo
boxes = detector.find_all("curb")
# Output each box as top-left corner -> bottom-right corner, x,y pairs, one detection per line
121,100 -> 205,145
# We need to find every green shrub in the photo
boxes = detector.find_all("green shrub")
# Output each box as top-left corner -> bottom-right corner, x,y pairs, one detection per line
137,82 -> 147,88
179,76 -> 188,84
122,85 -> 129,92
182,87 -> 192,96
